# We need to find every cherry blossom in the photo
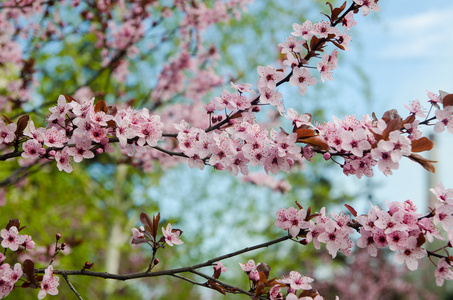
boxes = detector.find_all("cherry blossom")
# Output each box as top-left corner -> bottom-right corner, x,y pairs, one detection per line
162,223 -> 183,247
0,121 -> 16,144
1,226 -> 27,251
38,265 -> 60,299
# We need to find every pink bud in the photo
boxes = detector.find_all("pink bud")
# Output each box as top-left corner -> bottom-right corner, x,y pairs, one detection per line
217,115 -> 223,122
56,233 -> 61,240
38,148 -> 47,155
96,148 -> 103,155
154,258 -> 160,265
48,150 -> 56,156
252,106 -> 261,113
323,152 -> 331,160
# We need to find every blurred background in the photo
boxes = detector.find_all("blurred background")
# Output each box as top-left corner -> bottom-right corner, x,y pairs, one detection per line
0,0 -> 452,299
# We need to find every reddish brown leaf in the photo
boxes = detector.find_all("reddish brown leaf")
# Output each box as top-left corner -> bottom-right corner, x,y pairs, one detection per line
63,94 -> 77,103
153,212 -> 161,239
402,114 -> 416,126
407,154 -> 436,173
2,114 -> 13,124
411,137 -> 433,153
344,204 -> 357,217
208,281 -> 226,295
230,112 -> 243,120
295,201 -> 303,210
382,109 -> 401,124
139,212 -> 153,235
257,263 -> 271,280
6,219 -> 20,230
417,232 -> 426,247
23,259 -> 35,280
94,99 -> 108,113
255,282 -> 266,296
382,118 -> 402,140
306,207 -> 312,220
298,136 -> 329,150
443,93 -> 453,107
331,41 -> 345,51
15,115 -> 29,138
295,128 -> 315,139
213,267 -> 222,279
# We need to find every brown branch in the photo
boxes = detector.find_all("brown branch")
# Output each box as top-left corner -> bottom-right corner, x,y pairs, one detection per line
62,274 -> 83,300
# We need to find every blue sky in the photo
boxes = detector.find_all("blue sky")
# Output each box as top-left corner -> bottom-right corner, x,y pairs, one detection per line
331,0 -> 453,211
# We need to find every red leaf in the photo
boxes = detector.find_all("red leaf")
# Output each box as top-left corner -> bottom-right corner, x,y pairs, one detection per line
411,137 -> 433,153
344,204 -> 357,217
139,212 -> 153,235
407,154 -> 436,173
15,115 -> 29,138
443,93 -> 453,107
94,99 -> 108,113
63,94 -> 77,103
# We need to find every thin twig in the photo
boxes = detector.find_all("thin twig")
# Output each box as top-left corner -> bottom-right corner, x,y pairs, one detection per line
62,274 -> 83,300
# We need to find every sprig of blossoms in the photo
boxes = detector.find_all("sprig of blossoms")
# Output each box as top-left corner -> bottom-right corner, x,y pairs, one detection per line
275,183 -> 453,286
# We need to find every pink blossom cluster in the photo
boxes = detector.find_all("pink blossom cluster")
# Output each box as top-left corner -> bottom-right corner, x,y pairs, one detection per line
175,118 -> 302,175
16,95 -> 164,173
316,114 -> 413,177
275,184 -> 453,286
0,262 -> 23,299
0,224 -> 50,299
239,259 -> 328,300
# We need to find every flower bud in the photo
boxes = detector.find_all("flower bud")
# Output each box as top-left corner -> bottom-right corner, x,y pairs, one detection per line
56,233 -> 61,241
323,152 -> 331,160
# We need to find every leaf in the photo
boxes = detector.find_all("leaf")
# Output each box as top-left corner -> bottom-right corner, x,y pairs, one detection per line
23,259 -> 35,280
295,128 -> 314,139
331,41 -> 345,51
6,219 -> 20,230
411,137 -> 433,153
331,1 -> 347,21
63,94 -> 77,103
442,93 -> 453,107
381,118 -> 402,140
298,136 -> 329,150
255,281 -> 266,296
153,212 -> 160,239
417,232 -> 426,247
139,212 -> 153,235
344,204 -> 357,217
256,263 -> 271,280
208,281 -> 226,295
94,99 -> 108,113
295,201 -> 303,210
2,114 -> 13,124
15,115 -> 30,138
407,154 -> 436,173
213,267 -> 222,279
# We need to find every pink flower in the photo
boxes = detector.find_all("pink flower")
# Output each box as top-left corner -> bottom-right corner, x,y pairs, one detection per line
1,226 -> 27,251
239,259 -> 257,272
277,271 -> 313,290
394,236 -> 426,271
162,223 -> 183,246
289,67 -> 317,96
257,66 -> 285,90
435,258 -> 453,286
55,148 -> 73,173
48,95 -> 70,121
67,135 -> 94,163
21,139 -> 43,159
38,265 -> 60,299
278,36 -> 304,54
0,120 -> 16,144
292,20 -> 313,40
341,11 -> 357,29
213,262 -> 228,273
353,0 -> 380,16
